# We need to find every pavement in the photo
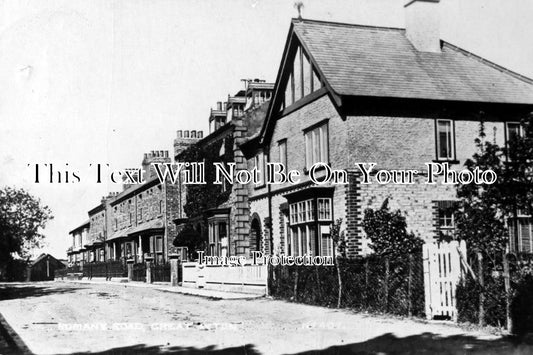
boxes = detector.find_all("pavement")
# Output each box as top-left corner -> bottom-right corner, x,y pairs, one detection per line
65,278 -> 264,300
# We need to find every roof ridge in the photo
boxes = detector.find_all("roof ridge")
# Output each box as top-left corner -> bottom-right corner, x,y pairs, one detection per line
291,18 -> 404,33
442,41 -> 533,85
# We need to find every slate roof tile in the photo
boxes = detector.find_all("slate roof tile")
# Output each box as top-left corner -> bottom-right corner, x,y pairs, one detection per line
293,20 -> 533,104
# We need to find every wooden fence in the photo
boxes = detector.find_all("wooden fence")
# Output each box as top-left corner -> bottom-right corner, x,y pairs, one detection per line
182,261 -> 267,294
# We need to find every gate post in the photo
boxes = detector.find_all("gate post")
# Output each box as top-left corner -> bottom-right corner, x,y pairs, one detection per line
145,256 -> 154,284
169,254 -> 180,287
423,243 -> 432,320
127,259 -> 134,281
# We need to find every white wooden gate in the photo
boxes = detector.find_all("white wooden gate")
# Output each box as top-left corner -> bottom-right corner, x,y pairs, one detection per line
423,240 -> 466,321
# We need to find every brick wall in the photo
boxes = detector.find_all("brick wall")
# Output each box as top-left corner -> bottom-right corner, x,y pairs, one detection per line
88,207 -> 105,243
248,93 -> 517,258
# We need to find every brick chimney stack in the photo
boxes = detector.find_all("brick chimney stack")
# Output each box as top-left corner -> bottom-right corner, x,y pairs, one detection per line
174,130 -> 203,162
142,150 -> 171,179
405,0 -> 441,53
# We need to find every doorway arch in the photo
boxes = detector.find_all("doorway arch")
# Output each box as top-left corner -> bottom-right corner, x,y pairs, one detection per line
250,213 -> 262,253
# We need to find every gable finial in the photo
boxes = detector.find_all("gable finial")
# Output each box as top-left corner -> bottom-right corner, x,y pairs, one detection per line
294,1 -> 304,20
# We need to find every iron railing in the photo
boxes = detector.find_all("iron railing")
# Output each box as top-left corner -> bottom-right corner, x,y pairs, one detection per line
151,262 -> 171,282
132,263 -> 146,282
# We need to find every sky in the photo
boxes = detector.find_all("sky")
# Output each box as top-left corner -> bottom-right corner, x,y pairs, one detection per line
0,0 -> 532,259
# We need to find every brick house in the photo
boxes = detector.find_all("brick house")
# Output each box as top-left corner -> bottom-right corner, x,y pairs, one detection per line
67,150 -> 190,265
85,199 -> 109,263
243,1 -> 533,259
103,150 -> 185,264
174,80 -> 273,258
67,220 -> 89,265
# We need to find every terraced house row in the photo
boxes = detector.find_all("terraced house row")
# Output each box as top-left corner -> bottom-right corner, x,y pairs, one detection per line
67,1 -> 533,280
66,80 -> 274,268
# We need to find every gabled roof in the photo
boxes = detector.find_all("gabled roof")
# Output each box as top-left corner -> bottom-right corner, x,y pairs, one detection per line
260,18 -> 533,145
293,19 -> 533,104
30,253 -> 64,267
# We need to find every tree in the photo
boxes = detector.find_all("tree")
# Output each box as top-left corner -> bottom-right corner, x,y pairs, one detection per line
173,223 -> 205,260
330,218 -> 345,308
362,198 -> 423,257
454,114 -> 533,330
0,187 -> 53,275
362,199 -> 422,314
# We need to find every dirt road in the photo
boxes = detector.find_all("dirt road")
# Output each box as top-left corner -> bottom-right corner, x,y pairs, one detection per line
0,282 -> 529,354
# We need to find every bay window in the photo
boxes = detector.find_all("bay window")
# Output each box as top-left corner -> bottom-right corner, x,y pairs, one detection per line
287,195 -> 333,257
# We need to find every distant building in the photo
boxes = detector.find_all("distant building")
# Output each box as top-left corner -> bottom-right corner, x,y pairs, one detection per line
27,254 -> 66,281
67,220 -> 90,265
67,149 -> 200,265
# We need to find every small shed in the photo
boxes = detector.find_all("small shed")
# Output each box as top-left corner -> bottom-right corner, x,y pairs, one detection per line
27,254 -> 66,281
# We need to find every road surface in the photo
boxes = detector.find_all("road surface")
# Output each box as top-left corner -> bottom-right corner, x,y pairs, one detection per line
0,282 -> 530,354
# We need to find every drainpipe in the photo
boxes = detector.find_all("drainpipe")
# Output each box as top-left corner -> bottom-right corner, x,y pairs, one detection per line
266,144 -> 274,255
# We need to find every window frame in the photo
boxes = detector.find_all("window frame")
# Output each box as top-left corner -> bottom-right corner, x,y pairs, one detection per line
304,121 -> 329,170
254,151 -> 267,188
435,119 -> 456,162
509,212 -> 533,254
288,196 -> 333,257
317,198 -> 332,221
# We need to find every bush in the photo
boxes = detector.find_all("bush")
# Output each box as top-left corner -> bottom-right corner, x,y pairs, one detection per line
3,259 -> 28,281
511,272 -> 533,336
456,269 -> 533,333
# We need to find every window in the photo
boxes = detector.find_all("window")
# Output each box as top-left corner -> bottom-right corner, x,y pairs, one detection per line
278,140 -> 287,170
320,228 -> 333,257
155,236 -> 163,253
139,207 -> 143,222
129,212 -> 132,225
289,197 -> 333,257
290,199 -> 313,224
436,119 -> 455,160
208,219 -> 228,257
507,122 -> 523,143
318,198 -> 332,221
509,211 -> 533,254
506,122 -> 524,161
305,122 -> 329,170
254,152 -> 266,186
438,209 -> 455,238
159,200 -> 163,214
